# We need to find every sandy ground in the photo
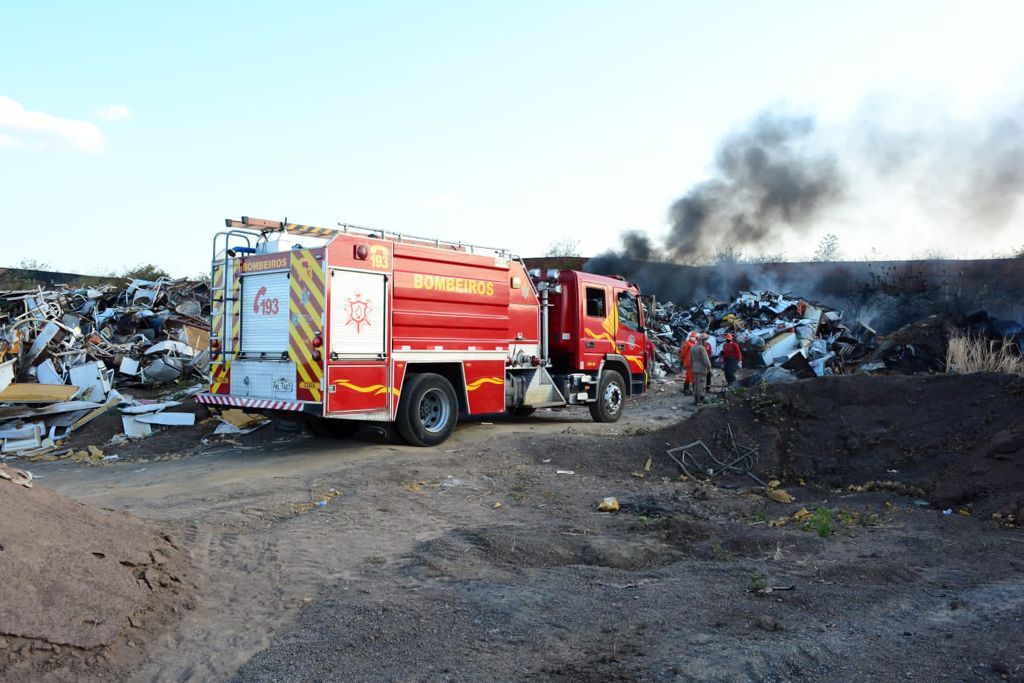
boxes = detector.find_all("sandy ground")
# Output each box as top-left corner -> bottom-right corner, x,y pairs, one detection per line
17,372 -> 1024,682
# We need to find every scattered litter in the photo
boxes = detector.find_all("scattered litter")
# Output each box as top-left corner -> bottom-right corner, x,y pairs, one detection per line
766,489 -> 794,504
214,409 -> 270,435
121,415 -> 153,439
598,496 -> 621,512
556,469 -> 575,475
120,401 -> 182,414
942,508 -> 954,516
134,412 -> 196,426
665,424 -> 767,488
439,477 -> 464,491
0,462 -> 33,488
492,501 -> 503,509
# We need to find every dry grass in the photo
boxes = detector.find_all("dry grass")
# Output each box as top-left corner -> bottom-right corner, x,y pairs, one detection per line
946,332 -> 1024,376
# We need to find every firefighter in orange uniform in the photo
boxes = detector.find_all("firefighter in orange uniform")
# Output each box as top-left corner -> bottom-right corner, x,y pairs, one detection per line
680,332 -> 697,394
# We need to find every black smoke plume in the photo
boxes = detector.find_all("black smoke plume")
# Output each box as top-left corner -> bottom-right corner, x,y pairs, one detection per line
667,112 -> 844,261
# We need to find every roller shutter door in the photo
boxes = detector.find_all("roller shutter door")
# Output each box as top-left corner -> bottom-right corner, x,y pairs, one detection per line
241,272 -> 290,354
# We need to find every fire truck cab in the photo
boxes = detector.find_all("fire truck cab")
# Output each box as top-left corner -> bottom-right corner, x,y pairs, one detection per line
197,217 -> 649,446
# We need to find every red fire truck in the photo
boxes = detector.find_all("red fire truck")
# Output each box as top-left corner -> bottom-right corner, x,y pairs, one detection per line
196,216 -> 650,445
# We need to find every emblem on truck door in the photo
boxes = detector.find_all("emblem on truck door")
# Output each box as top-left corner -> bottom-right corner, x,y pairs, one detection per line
345,291 -> 372,333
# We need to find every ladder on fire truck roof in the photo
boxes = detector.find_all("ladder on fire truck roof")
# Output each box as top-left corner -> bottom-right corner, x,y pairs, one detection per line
224,216 -> 517,259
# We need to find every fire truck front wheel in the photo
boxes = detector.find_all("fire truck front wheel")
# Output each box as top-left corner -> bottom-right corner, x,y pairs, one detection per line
396,373 -> 459,446
589,370 -> 625,423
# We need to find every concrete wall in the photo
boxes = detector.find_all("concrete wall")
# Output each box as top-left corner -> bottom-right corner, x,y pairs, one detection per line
0,268 -> 122,290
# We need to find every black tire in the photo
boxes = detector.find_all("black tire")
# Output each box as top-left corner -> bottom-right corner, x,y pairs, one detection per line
589,370 -> 625,423
307,417 -> 360,438
396,373 -> 459,446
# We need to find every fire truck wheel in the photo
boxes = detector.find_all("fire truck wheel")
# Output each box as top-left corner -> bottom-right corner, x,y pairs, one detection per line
589,370 -> 625,423
396,373 -> 459,446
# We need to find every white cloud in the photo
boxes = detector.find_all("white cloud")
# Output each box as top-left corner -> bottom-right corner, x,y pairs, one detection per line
0,133 -> 24,148
0,96 -> 106,154
96,104 -> 132,122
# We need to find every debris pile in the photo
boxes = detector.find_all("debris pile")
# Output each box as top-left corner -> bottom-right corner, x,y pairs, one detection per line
0,278 -> 210,456
648,290 -> 875,381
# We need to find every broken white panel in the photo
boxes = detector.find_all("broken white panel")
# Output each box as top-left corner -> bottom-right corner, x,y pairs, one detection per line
36,358 -> 65,386
121,400 -> 181,414
2,432 -> 42,453
121,415 -> 153,438
69,361 -> 113,403
766,298 -> 799,314
144,340 -> 197,357
760,332 -> 799,367
135,412 -> 196,426
801,304 -> 825,333
24,322 -> 62,368
0,421 -> 44,441
810,352 -> 836,377
0,358 -> 14,393
119,356 -> 141,376
142,356 -> 184,383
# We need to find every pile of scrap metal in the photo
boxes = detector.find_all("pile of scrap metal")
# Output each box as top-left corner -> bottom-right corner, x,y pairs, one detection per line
647,290 -> 877,382
0,278 -> 210,456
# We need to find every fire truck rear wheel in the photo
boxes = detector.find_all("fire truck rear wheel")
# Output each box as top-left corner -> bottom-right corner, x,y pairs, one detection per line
396,373 -> 459,446
589,370 -> 625,423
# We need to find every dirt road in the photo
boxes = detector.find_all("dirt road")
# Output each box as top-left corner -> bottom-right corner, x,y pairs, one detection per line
23,378 -> 1024,682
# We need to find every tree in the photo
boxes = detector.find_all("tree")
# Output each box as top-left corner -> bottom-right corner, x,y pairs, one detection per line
812,233 -> 840,262
16,257 -> 51,271
123,263 -> 171,281
544,239 -> 581,258
710,246 -> 744,265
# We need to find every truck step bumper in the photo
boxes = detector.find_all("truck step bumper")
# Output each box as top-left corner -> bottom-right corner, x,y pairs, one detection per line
196,393 -> 306,412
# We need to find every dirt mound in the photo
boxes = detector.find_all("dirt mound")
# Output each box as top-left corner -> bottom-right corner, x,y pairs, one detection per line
0,481 -> 192,678
640,373 -> 1024,516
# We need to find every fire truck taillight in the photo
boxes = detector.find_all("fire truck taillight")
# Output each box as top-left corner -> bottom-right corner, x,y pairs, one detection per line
210,338 -> 221,350
354,244 -> 369,260
312,335 -> 323,348
311,350 -> 322,361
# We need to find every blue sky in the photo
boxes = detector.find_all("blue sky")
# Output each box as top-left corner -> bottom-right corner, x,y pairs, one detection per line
2,1 -> 1023,276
